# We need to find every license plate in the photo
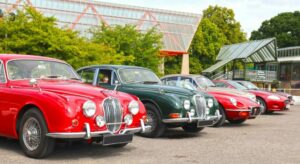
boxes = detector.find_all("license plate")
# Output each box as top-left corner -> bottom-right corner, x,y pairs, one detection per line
102,134 -> 133,146
286,104 -> 290,109
197,120 -> 214,127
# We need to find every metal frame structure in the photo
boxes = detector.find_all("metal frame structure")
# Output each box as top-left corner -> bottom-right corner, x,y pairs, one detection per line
0,0 -> 201,57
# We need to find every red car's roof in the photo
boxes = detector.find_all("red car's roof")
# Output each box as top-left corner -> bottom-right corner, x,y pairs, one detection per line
0,54 -> 65,63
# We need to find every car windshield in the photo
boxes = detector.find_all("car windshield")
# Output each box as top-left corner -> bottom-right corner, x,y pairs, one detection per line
196,76 -> 216,88
119,68 -> 161,84
228,81 -> 248,90
7,60 -> 80,80
239,81 -> 259,90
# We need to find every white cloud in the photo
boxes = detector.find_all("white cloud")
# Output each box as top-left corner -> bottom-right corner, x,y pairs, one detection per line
97,0 -> 300,38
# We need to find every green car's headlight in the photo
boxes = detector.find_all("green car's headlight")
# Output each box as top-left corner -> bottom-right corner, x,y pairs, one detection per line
207,98 -> 214,108
183,100 -> 191,110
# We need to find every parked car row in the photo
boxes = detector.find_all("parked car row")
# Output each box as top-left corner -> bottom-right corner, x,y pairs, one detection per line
0,54 -> 293,159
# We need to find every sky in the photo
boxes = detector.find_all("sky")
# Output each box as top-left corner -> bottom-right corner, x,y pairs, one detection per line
98,0 -> 300,38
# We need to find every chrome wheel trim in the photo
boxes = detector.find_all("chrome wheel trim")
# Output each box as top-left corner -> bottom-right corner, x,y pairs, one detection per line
22,117 -> 42,151
258,99 -> 266,113
146,110 -> 157,132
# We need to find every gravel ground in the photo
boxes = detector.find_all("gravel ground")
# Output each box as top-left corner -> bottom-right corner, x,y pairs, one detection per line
0,106 -> 299,164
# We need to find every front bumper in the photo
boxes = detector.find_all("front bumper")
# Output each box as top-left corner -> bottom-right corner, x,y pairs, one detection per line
162,110 -> 221,125
46,119 -> 151,139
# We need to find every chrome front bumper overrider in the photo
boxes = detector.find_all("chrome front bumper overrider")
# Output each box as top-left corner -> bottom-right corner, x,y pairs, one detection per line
46,119 -> 151,139
162,110 -> 221,124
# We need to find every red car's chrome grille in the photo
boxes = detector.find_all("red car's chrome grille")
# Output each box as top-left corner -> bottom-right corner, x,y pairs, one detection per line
103,98 -> 123,133
194,95 -> 206,119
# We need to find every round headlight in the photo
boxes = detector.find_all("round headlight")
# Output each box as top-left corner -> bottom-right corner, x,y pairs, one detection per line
124,114 -> 133,125
128,100 -> 139,115
207,98 -> 214,108
229,97 -> 237,106
205,108 -> 210,115
95,116 -> 106,127
82,100 -> 96,117
183,100 -> 190,110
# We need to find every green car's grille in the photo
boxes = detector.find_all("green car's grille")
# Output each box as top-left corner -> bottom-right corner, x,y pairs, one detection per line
194,95 -> 206,119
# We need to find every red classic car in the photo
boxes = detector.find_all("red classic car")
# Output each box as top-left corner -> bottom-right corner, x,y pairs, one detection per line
0,54 -> 150,158
214,80 -> 291,114
161,75 -> 261,127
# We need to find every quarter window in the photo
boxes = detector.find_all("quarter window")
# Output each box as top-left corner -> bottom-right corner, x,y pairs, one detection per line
79,68 -> 96,84
0,61 -> 6,83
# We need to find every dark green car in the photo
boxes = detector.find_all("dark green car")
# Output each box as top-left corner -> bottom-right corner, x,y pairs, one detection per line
77,65 -> 220,138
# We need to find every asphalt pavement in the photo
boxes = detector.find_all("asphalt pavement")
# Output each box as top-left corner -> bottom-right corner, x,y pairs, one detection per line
0,106 -> 299,164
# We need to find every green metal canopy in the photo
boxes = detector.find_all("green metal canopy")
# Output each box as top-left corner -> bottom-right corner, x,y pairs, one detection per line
203,38 -> 277,73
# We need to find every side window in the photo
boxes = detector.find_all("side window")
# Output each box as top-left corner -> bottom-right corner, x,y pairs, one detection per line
163,77 -> 178,86
97,69 -> 118,86
178,77 -> 195,90
79,68 -> 96,84
0,61 -> 6,83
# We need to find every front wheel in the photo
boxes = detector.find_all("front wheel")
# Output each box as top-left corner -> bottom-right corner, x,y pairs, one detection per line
139,103 -> 166,138
19,109 -> 55,158
228,119 -> 246,124
257,97 -> 267,114
182,123 -> 204,133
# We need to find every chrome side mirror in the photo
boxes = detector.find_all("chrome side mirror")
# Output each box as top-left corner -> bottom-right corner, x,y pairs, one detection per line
114,80 -> 119,91
29,78 -> 37,85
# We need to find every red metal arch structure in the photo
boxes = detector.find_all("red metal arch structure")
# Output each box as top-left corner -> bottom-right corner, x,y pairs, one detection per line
0,0 -> 201,73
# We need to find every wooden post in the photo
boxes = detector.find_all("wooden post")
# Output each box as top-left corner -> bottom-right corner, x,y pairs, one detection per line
181,54 -> 189,75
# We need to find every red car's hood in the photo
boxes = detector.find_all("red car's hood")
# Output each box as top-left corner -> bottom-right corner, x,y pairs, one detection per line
206,87 -> 250,97
8,79 -> 135,100
248,89 -> 287,100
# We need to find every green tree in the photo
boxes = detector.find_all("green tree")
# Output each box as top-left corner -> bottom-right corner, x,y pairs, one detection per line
250,11 -> 300,48
91,24 -> 163,74
203,5 -> 247,44
0,7 -> 129,69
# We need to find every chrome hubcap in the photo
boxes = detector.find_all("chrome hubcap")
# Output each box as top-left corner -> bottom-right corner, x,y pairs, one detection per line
22,118 -> 41,151
146,111 -> 157,132
258,100 -> 266,113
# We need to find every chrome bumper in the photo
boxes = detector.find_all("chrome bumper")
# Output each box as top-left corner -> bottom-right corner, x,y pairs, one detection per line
226,109 -> 251,112
162,110 -> 221,124
46,119 -> 151,139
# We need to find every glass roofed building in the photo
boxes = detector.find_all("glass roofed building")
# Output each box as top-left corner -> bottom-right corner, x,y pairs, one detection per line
203,38 -> 300,95
277,46 -> 300,94
203,38 -> 278,83
0,0 -> 201,74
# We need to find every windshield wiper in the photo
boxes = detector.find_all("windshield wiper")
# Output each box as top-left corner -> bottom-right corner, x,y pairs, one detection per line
41,75 -> 66,79
69,77 -> 81,80
142,81 -> 159,84
125,81 -> 144,84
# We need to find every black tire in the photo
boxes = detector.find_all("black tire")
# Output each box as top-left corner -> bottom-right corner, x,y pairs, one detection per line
257,97 -> 267,114
211,105 -> 226,127
110,143 -> 128,148
228,119 -> 246,124
139,103 -> 166,138
19,109 -> 55,158
182,123 -> 204,133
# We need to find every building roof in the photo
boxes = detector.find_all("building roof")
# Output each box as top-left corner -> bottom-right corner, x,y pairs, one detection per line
1,0 -> 201,55
277,46 -> 300,62
203,38 -> 277,73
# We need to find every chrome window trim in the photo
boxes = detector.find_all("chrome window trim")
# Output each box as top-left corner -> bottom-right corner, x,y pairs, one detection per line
0,60 -> 7,83
5,58 -> 80,81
